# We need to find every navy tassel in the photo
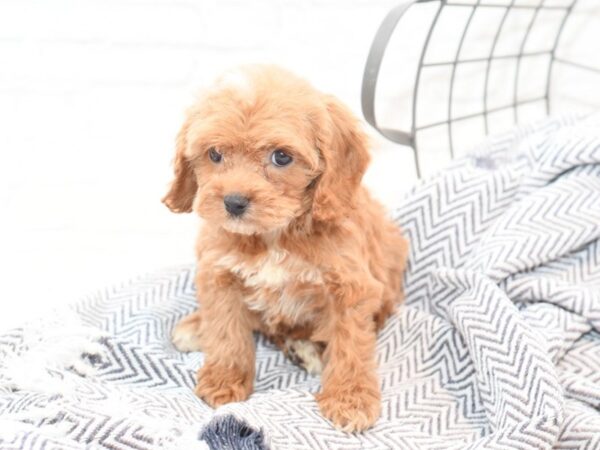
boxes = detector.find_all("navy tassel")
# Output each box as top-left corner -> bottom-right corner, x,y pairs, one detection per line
200,415 -> 268,450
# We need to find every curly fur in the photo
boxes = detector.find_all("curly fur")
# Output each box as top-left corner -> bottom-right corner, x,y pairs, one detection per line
164,65 -> 408,432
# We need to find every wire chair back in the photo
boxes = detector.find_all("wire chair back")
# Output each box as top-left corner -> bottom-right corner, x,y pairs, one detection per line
362,0 -> 600,176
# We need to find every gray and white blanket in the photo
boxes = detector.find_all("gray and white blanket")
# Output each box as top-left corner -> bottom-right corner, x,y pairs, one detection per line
1,114 -> 600,449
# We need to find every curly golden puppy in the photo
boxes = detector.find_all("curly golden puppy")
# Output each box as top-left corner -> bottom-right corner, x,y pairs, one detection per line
163,65 -> 408,432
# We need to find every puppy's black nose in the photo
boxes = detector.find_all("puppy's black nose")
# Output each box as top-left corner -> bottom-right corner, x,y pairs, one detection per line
224,194 -> 249,217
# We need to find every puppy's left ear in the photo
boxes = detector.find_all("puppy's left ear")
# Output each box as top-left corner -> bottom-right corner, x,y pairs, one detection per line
162,116 -> 197,213
312,95 -> 370,222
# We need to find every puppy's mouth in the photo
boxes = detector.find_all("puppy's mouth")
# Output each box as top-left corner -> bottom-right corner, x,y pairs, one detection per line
221,219 -> 259,235
221,212 -> 292,236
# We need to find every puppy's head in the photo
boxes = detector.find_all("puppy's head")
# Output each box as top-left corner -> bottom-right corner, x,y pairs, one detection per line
162,65 -> 369,235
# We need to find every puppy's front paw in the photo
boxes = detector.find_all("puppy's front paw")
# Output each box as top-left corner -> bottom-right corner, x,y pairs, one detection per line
172,311 -> 203,352
317,382 -> 381,432
195,363 -> 253,407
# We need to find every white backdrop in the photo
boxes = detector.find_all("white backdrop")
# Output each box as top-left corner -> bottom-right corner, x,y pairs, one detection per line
1,0 -> 598,332
0,0 -> 417,331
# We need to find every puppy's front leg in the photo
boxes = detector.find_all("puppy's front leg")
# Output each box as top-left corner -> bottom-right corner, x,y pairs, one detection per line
195,271 -> 256,407
317,277 -> 382,432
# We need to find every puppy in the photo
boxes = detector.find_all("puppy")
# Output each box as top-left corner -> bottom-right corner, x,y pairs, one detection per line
163,65 -> 408,432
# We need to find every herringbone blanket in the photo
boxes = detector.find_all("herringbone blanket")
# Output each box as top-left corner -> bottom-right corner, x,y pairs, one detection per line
1,114 -> 600,449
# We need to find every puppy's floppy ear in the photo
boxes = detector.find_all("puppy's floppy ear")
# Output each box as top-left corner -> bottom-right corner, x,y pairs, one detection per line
312,95 -> 370,222
162,116 -> 197,213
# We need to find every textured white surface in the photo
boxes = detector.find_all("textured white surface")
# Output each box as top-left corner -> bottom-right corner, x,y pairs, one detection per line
0,0 -> 598,332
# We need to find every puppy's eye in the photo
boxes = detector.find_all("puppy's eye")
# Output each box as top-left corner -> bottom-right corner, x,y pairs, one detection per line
208,148 -> 222,163
271,149 -> 293,167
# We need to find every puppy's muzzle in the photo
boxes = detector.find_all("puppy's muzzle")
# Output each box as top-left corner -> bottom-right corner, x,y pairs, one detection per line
224,193 -> 250,217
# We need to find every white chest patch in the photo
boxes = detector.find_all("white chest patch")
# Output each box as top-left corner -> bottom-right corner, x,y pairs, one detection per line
217,249 -> 322,289
216,248 -> 323,323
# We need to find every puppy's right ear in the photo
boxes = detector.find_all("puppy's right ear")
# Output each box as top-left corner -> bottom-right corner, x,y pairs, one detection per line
162,117 -> 197,213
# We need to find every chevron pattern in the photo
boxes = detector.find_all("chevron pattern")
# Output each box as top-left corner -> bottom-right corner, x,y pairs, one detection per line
1,114 -> 600,449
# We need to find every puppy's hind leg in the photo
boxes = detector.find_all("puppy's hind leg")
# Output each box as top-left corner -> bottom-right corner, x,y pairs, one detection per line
283,339 -> 325,375
172,310 -> 203,352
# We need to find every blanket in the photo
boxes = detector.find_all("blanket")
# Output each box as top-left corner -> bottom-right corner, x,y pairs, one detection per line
1,114 -> 599,449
